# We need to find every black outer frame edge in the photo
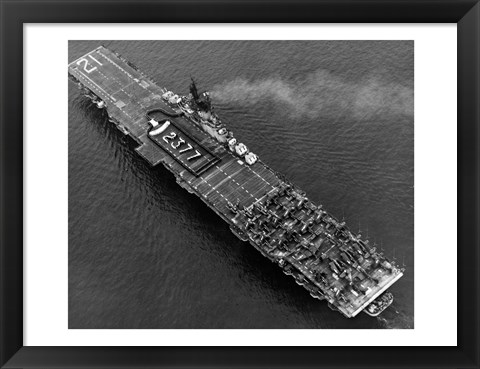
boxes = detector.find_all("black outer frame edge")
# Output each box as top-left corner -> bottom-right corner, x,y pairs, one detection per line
0,0 -> 478,23
0,0 -> 24,368
458,2 -> 480,368
0,0 -> 479,368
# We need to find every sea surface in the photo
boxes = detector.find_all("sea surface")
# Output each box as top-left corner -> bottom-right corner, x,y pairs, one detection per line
68,40 -> 414,329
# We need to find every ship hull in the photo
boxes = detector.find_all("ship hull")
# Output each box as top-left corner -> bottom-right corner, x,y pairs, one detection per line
68,46 -> 403,318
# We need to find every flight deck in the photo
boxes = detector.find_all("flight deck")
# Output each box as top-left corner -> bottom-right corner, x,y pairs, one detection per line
68,46 -> 404,318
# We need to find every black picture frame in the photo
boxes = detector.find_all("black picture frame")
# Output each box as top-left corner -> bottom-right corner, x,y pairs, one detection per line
1,1 -> 478,368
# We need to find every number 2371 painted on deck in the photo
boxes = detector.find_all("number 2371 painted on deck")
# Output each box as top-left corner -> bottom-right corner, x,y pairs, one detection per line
163,132 -> 202,161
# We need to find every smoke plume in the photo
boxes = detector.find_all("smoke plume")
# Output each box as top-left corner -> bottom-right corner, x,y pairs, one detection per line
210,70 -> 413,120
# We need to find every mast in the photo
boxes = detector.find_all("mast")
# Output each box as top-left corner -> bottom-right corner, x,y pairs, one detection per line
190,77 -> 199,101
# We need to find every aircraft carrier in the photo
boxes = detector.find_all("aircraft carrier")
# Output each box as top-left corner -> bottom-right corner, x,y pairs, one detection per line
68,46 -> 404,318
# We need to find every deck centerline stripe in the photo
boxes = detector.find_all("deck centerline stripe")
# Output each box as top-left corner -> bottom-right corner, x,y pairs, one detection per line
69,47 -> 405,318
75,70 -> 117,103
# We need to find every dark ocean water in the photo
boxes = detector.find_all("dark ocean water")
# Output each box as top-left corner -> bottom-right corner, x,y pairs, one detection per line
68,40 -> 414,329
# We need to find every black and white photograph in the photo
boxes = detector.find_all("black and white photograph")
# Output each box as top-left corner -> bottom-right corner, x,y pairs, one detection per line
68,40 -> 414,329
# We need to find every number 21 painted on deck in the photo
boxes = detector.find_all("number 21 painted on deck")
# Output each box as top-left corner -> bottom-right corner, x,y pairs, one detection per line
77,54 -> 103,74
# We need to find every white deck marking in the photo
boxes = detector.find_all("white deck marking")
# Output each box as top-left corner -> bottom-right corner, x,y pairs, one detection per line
110,81 -> 135,97
97,50 -> 134,78
74,68 -> 142,120
216,165 -> 252,194
70,48 -> 403,318
248,165 -> 275,187
97,50 -> 152,92
252,187 -> 278,205
76,69 -> 117,102
69,51 -> 97,67
75,70 -> 116,103
74,48 -> 276,211
205,175 -> 233,196
88,54 -> 103,66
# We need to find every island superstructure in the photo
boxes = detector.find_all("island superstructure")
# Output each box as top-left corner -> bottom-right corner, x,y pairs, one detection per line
68,46 -> 404,318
